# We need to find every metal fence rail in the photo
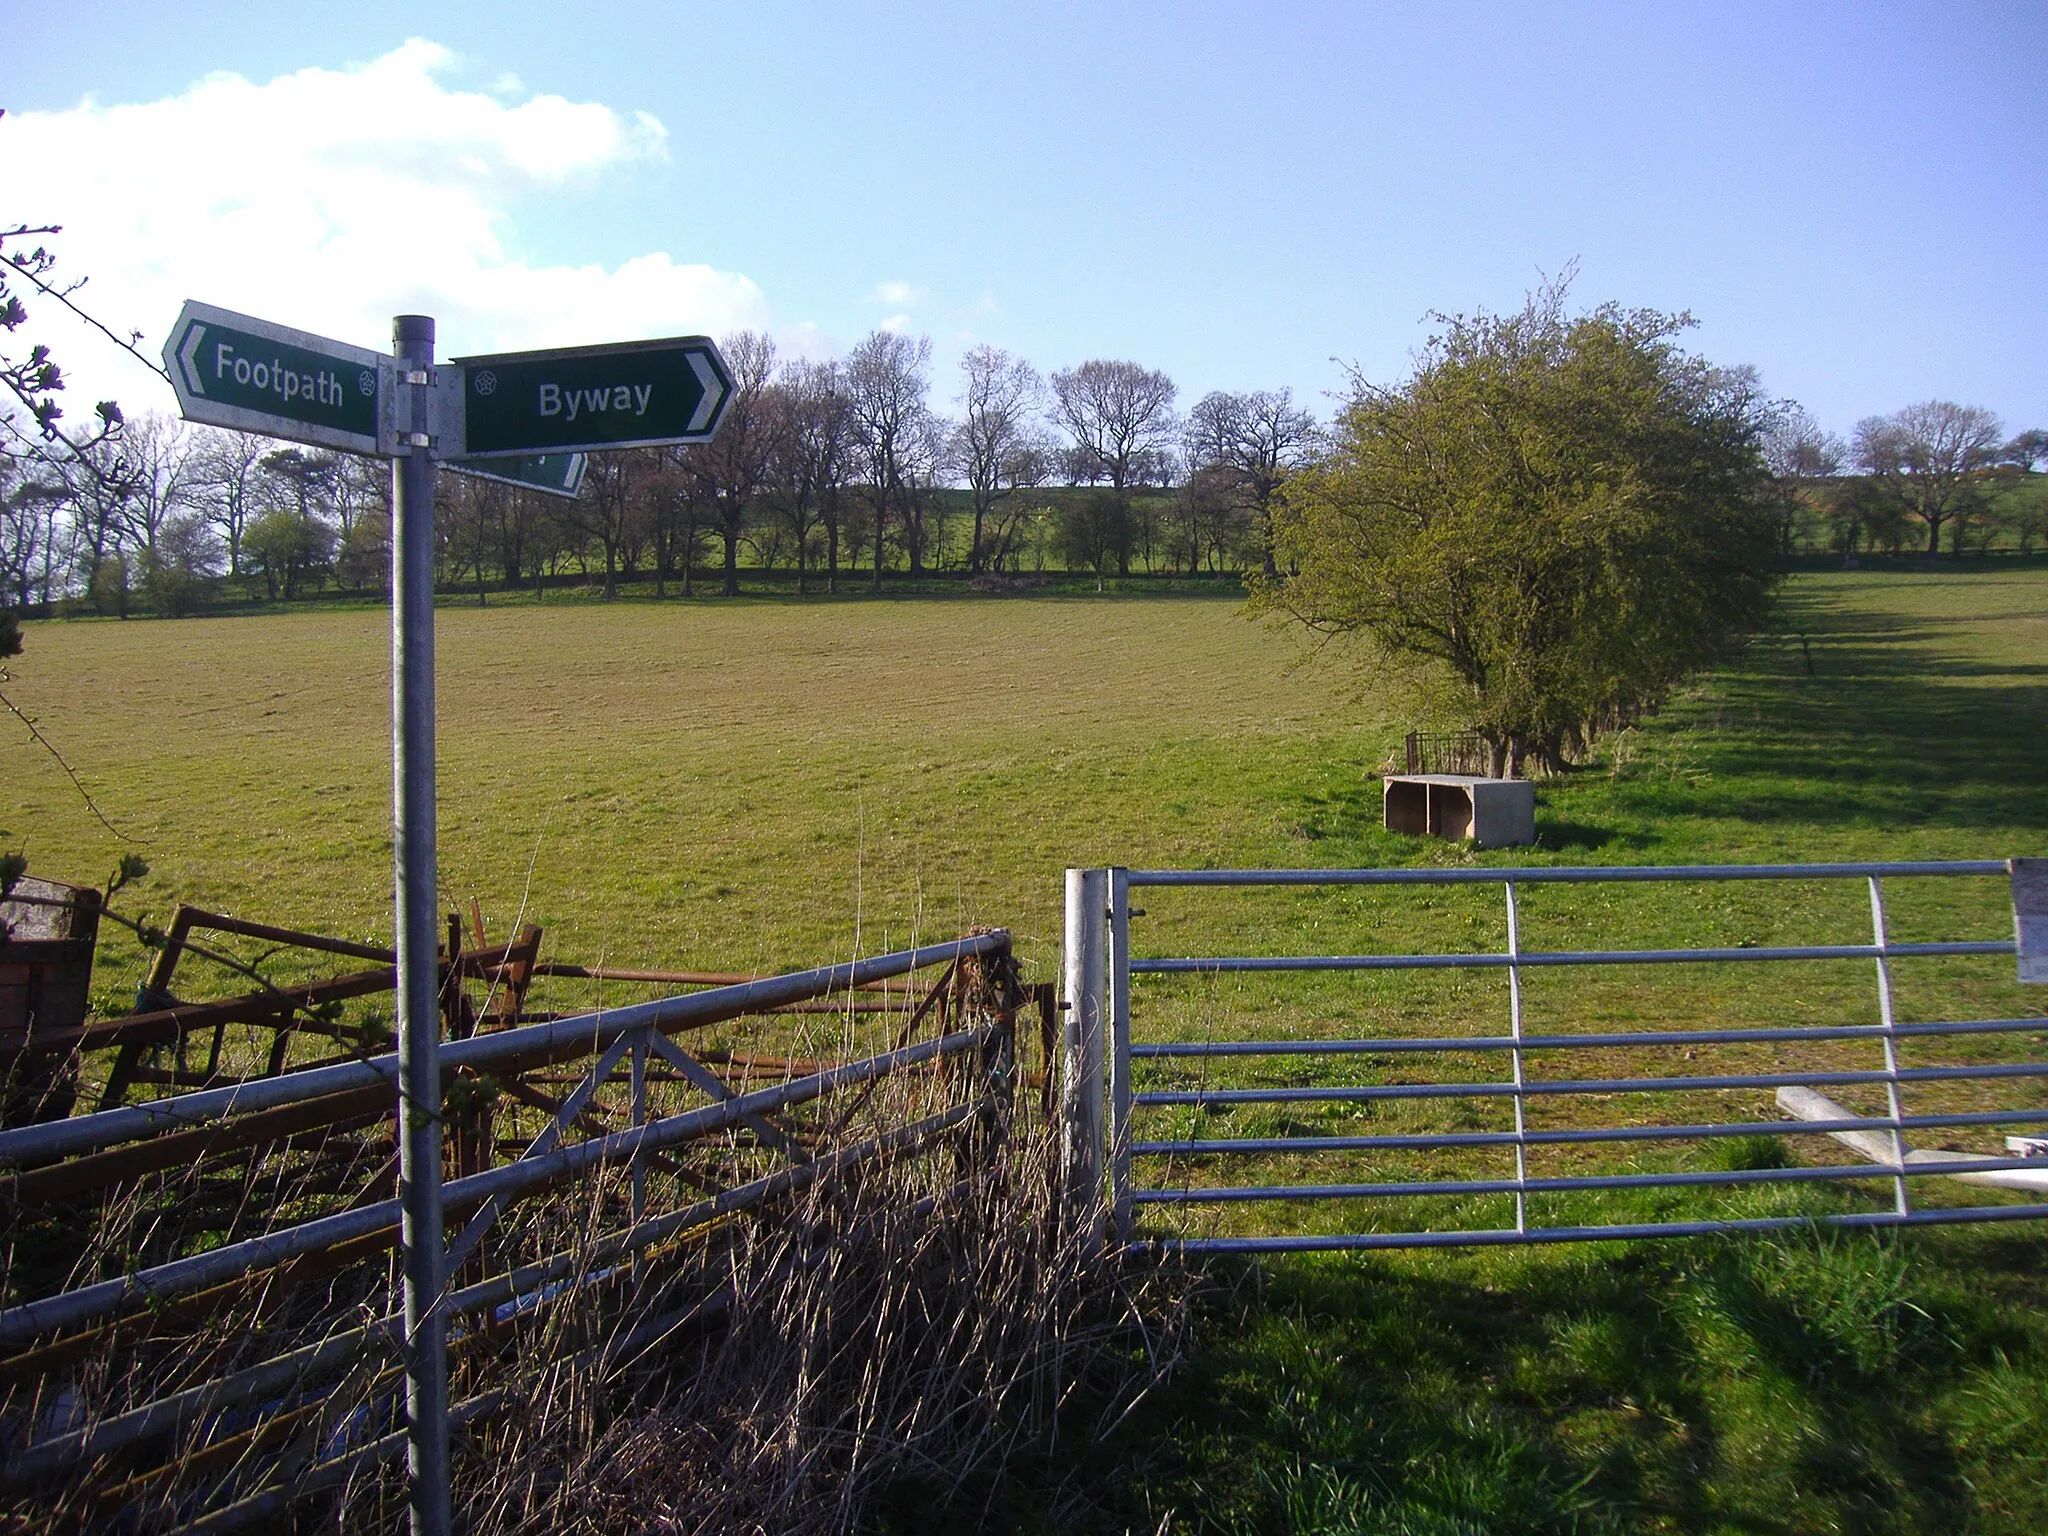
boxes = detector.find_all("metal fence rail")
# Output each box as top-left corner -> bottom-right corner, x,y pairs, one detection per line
1061,860 -> 2046,1253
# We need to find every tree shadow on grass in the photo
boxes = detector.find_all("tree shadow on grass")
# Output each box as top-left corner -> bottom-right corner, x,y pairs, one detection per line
951,1225 -> 2036,1536
1533,820 -> 1652,854
1597,585 -> 2048,840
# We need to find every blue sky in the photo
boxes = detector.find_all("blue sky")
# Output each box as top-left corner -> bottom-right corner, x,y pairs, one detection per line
9,1 -> 2044,437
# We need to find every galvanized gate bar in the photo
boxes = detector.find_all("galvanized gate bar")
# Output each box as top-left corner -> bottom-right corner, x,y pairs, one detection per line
1109,867 -> 1135,1244
1139,1157 -> 2048,1202
1135,1107 -> 2048,1157
1136,1061 -> 2048,1105
1132,1016 -> 2048,1055
1129,861 -> 2012,885
1867,876 -> 1912,1214
1153,1206 -> 2048,1254
1132,940 -> 2013,973
1061,868 -> 1107,1241
1504,881 -> 1529,1233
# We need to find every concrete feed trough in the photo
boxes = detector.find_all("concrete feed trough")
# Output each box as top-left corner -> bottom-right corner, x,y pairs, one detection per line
1383,774 -> 1535,849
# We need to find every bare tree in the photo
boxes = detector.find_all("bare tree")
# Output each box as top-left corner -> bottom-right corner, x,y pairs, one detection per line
0,458 -> 66,608
1853,401 -> 2005,557
769,360 -> 856,595
1169,458 -> 1254,575
440,471 -> 505,604
1048,359 -> 1176,576
116,412 -> 197,568
1185,388 -> 1319,577
646,445 -> 712,596
980,432 -> 1055,571
190,427 -> 267,579
1760,401 -> 1846,557
635,447 -> 687,598
799,361 -> 858,594
899,410 -> 952,573
564,451 -> 646,599
49,429 -> 141,609
686,331 -> 780,596
328,452 -> 383,544
951,346 -> 1043,573
844,330 -> 934,589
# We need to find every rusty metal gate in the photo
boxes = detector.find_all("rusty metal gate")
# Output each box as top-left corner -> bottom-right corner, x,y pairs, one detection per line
1062,859 -> 2048,1253
0,930 -> 1029,1531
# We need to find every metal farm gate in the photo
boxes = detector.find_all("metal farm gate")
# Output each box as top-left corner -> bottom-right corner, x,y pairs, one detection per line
1060,859 -> 2048,1253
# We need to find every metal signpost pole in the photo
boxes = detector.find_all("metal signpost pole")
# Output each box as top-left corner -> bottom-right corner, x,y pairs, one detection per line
1060,868 -> 1106,1248
391,314 -> 452,1536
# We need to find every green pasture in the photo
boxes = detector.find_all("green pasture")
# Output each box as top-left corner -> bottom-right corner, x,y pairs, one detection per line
8,567 -> 2048,1531
8,568 -> 2043,978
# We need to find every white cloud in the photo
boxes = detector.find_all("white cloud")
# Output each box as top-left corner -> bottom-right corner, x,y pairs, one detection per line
772,320 -> 837,363
4,39 -> 772,414
866,280 -> 924,308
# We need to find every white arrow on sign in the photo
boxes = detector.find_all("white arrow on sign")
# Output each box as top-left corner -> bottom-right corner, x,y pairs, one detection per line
687,352 -> 727,433
177,324 -> 209,397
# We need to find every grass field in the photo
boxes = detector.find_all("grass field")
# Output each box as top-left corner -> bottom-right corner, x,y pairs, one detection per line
7,568 -> 2048,1532
9,569 -> 2044,980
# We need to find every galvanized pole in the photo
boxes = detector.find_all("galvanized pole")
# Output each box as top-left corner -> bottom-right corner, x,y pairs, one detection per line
1107,866 -> 1133,1245
1061,868 -> 1106,1247
391,313 -> 452,1536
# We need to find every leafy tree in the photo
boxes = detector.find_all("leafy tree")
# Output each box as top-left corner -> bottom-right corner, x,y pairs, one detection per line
243,505 -> 333,600
1057,489 -> 1133,588
1257,284 -> 1778,776
1852,401 -> 2004,557
140,509 -> 217,617
335,503 -> 392,592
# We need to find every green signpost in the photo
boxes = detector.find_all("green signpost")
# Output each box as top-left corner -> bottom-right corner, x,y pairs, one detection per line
162,301 -> 385,454
454,335 -> 732,456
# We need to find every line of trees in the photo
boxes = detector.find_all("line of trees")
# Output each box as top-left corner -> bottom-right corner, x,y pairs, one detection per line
4,262 -> 2041,635
2,325 -> 1333,614
1762,400 -> 2047,559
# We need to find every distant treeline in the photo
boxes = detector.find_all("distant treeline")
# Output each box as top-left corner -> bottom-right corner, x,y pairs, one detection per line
3,322 -> 2041,618
2,331 -> 1321,615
